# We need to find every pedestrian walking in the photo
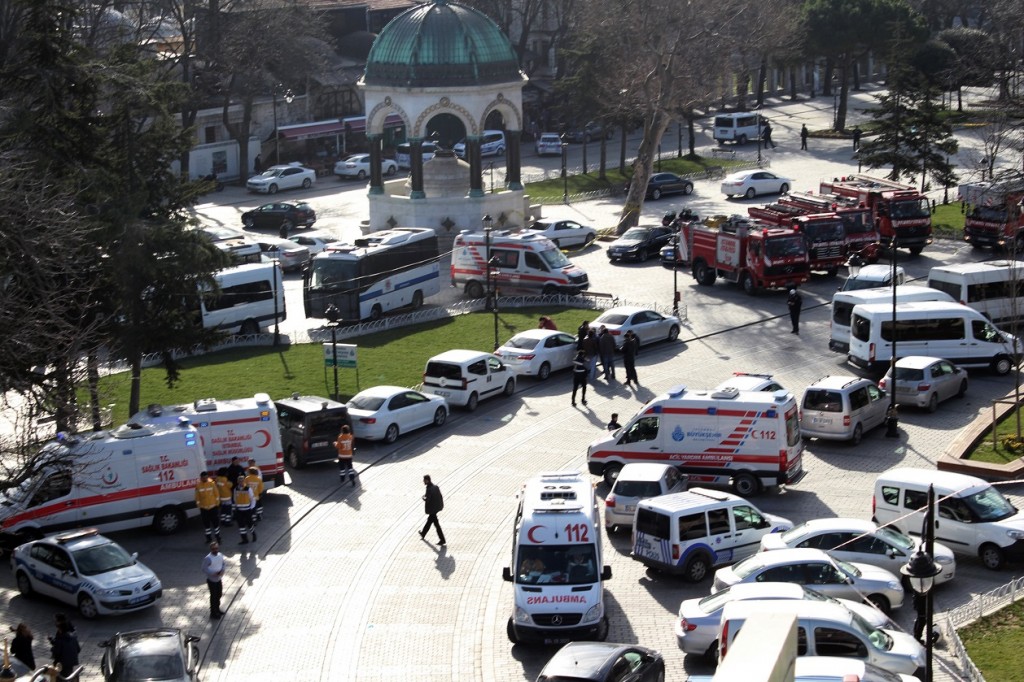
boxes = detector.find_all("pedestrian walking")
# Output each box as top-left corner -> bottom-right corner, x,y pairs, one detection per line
244,464 -> 265,523
278,222 -> 289,239
582,328 -> 599,381
194,471 -> 221,544
598,326 -> 616,381
787,288 -> 803,334
762,120 -> 776,149
538,316 -> 557,330
233,476 -> 257,544
571,350 -> 588,407
203,541 -> 226,619
10,622 -> 35,669
852,126 -> 862,150
49,618 -> 79,680
335,424 -> 357,487
606,413 -> 621,431
800,124 -> 809,150
226,457 -> 245,487
622,330 -> 640,387
576,320 -> 590,350
215,467 -> 234,527
253,154 -> 263,174
419,475 -> 446,545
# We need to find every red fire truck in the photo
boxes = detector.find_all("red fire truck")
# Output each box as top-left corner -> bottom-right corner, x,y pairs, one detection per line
959,180 -> 1024,251
747,205 -> 846,275
778,191 -> 879,259
819,175 -> 932,255
672,215 -> 809,294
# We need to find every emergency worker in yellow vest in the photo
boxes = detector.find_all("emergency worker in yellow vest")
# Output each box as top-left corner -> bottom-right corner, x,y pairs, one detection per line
243,464 -> 265,524
194,471 -> 221,544
335,425 -> 356,487
215,468 -> 234,526
233,476 -> 257,545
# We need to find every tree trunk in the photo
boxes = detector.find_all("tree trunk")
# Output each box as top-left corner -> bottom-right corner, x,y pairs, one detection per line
87,350 -> 102,431
617,111 -> 671,234
129,353 -> 143,417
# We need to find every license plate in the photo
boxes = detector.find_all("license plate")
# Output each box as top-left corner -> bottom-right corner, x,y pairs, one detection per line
313,441 -> 328,448
625,505 -> 636,512
811,417 -> 832,424
434,390 -> 450,397
129,594 -> 152,605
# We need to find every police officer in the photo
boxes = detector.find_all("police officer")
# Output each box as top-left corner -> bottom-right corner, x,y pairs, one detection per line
194,471 -> 221,544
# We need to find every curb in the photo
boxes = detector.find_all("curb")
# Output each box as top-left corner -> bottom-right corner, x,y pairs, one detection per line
938,388 -> 1024,480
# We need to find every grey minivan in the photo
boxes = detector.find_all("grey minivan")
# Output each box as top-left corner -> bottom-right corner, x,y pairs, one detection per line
800,376 -> 888,445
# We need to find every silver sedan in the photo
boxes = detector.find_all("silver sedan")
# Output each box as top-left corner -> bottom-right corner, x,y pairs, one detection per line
879,355 -> 968,412
591,306 -> 681,349
346,386 -> 448,444
721,169 -> 792,199
496,329 -> 578,380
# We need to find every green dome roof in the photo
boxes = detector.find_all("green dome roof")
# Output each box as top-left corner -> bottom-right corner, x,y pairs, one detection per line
365,0 -> 521,88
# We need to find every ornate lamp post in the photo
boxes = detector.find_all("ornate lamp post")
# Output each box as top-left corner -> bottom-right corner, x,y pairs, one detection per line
272,85 -> 294,166
560,134 -> 569,204
325,304 -> 341,400
671,234 -> 680,318
901,485 -> 940,682
482,214 -> 499,350
886,237 -> 900,437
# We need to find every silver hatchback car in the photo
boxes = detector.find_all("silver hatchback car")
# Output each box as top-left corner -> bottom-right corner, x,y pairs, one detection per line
604,463 -> 687,531
800,375 -> 888,445
878,355 -> 968,412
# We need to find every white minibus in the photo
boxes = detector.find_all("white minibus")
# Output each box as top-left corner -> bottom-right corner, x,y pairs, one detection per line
199,263 -> 286,335
848,301 -> 1019,375
926,260 -> 1024,325
712,112 -> 762,145
829,285 -> 953,353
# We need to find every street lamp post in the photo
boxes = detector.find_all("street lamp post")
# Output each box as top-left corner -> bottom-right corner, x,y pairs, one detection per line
755,108 -> 762,166
677,120 -> 683,158
560,134 -> 569,204
671,234 -> 680,317
325,304 -> 341,401
482,214 -> 499,350
886,237 -> 900,437
272,259 -> 281,346
272,85 -> 294,166
832,75 -> 839,131
901,485 -> 940,682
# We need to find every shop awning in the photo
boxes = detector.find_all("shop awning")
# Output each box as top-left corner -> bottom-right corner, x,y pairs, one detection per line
278,120 -> 345,141
342,113 -> 405,134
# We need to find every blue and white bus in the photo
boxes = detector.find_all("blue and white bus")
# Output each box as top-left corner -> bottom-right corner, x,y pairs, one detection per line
303,227 -> 441,321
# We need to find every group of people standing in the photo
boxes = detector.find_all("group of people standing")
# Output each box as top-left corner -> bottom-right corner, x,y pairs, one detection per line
194,456 -> 265,547
7,614 -> 80,679
570,320 -> 640,407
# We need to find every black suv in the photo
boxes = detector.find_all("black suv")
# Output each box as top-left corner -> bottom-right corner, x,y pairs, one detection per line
274,395 -> 351,469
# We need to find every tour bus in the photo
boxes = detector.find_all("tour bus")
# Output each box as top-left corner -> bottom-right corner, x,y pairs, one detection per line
847,301 -> 1020,375
303,227 -> 441,322
199,262 -> 286,335
926,260 -> 1024,326
829,285 -> 953,353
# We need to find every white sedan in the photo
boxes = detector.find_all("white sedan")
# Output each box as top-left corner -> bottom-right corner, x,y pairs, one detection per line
289,233 -> 342,255
591,306 -> 681,349
257,238 -> 310,272
334,154 -> 399,180
523,218 -> 597,249
720,170 -> 791,199
346,386 -> 449,444
496,329 -> 578,380
246,164 -> 317,194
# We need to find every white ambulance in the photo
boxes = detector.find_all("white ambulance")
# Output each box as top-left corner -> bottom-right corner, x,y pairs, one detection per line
501,471 -> 612,645
450,229 -> 590,298
587,386 -> 804,496
0,421 -> 205,538
130,393 -> 286,488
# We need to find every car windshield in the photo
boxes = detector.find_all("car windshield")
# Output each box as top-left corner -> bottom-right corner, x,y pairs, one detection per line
835,559 -> 861,577
779,524 -> 812,544
889,198 -> 930,220
964,487 -> 1017,522
595,313 -> 628,325
72,542 -> 135,575
118,654 -> 185,681
621,228 -> 649,240
893,367 -> 925,381
348,395 -> 386,411
731,554 -> 767,579
539,248 -> 571,269
515,544 -> 598,585
613,481 -> 661,498
260,168 -> 287,178
765,236 -> 807,259
851,611 -> 893,651
504,336 -> 540,350
526,221 -> 552,231
874,526 -> 914,551
697,586 -> 736,614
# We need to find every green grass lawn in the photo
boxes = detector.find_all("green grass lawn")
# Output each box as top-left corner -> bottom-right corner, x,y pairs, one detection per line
96,308 -> 595,424
932,201 -> 965,234
960,599 -> 1024,681
963,406 -> 1024,465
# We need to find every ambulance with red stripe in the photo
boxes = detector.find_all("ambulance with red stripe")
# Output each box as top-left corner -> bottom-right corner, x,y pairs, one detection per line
587,385 -> 804,497
129,393 -> 286,488
0,420 -> 205,539
501,471 -> 612,644
450,229 -> 589,298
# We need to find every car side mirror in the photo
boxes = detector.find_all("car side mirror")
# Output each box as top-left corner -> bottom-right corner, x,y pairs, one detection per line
602,566 -> 613,581
502,567 -> 513,582
99,640 -> 111,648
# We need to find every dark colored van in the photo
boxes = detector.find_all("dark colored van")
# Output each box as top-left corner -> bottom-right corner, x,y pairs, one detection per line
274,394 -> 351,469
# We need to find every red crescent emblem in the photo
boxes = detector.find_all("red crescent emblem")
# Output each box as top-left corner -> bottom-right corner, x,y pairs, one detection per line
256,430 -> 271,448
527,525 -> 544,544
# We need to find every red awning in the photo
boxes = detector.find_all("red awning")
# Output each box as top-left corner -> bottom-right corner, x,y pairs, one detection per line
277,120 -> 345,141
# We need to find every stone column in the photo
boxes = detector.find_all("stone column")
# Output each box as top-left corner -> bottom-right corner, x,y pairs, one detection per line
468,137 -> 484,198
368,134 -> 384,195
409,138 -> 425,199
506,130 -> 522,190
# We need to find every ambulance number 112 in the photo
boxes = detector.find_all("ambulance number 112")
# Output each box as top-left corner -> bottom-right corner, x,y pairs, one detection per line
563,523 -> 589,542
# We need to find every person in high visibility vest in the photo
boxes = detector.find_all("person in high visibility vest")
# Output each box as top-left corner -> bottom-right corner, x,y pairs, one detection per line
233,476 -> 257,545
243,464 -> 265,524
335,424 -> 356,487
215,468 -> 234,527
194,471 -> 221,544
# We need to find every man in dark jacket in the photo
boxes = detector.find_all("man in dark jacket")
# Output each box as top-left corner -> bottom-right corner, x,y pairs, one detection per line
598,326 -> 616,380
788,289 -> 803,334
622,330 -> 640,387
419,475 -> 446,545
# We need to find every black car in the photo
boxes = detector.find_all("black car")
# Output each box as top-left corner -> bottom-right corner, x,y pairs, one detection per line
275,394 -> 351,469
607,225 -> 676,262
241,201 -> 317,231
536,642 -> 665,682
100,628 -> 200,682
634,172 -> 694,200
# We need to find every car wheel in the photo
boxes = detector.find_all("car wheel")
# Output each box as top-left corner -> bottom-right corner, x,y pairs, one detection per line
357,170 -> 366,180
703,641 -> 719,664
538,362 -> 551,381
850,423 -> 863,446
79,593 -> 100,619
432,407 -> 447,427
778,183 -> 790,194
909,246 -> 924,256
496,146 -> 505,156
595,616 -> 609,642
638,248 -> 648,261
286,446 -> 303,469
652,188 -> 663,200
465,281 -> 485,299
369,304 -> 383,321
542,284 -> 558,296
506,618 -> 518,644
980,543 -> 1005,570
384,424 -> 399,444
268,184 -> 278,194
154,506 -> 185,535
992,355 -> 1013,375
693,260 -> 714,286
243,216 -> 255,229
282,220 -> 294,232
731,472 -> 760,497
15,571 -> 33,596
240,319 -> 260,336
744,187 -> 756,199
741,272 -> 756,295
683,553 -> 711,582
584,234 -> 595,247
865,594 -> 891,616
385,165 -> 397,176
411,290 -> 424,309
466,392 -> 479,411
957,379 -> 968,398
927,393 -> 939,413
682,182 -> 694,195
667,325 -> 679,342
602,463 -> 623,487
503,378 -> 515,397
551,238 -> 561,249
301,178 -> 312,189
737,134 -> 748,145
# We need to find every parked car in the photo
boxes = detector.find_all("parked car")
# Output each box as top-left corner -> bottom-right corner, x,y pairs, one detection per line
333,154 -> 398,180
289,233 -> 342,255
241,201 -> 317,231
395,141 -> 438,169
878,355 -> 969,412
800,375 -> 889,445
564,121 -> 613,144
591,306 -> 681,349
713,372 -> 785,393
606,225 -> 676,262
346,385 -> 448,444
274,394 -> 351,469
759,517 -> 956,585
535,133 -> 563,156
630,172 -> 694,200
258,238 -> 310,272
246,163 -> 317,194
711,547 -> 905,614
523,218 -> 597,249
11,528 -> 163,618
605,462 -> 687,532
496,329 -> 578,380
536,642 -> 665,682
721,170 -> 791,199
99,628 -> 200,682
675,582 -> 893,662
421,349 -> 515,411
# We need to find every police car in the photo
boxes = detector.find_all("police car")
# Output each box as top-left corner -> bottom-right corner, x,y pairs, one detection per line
10,528 -> 162,618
